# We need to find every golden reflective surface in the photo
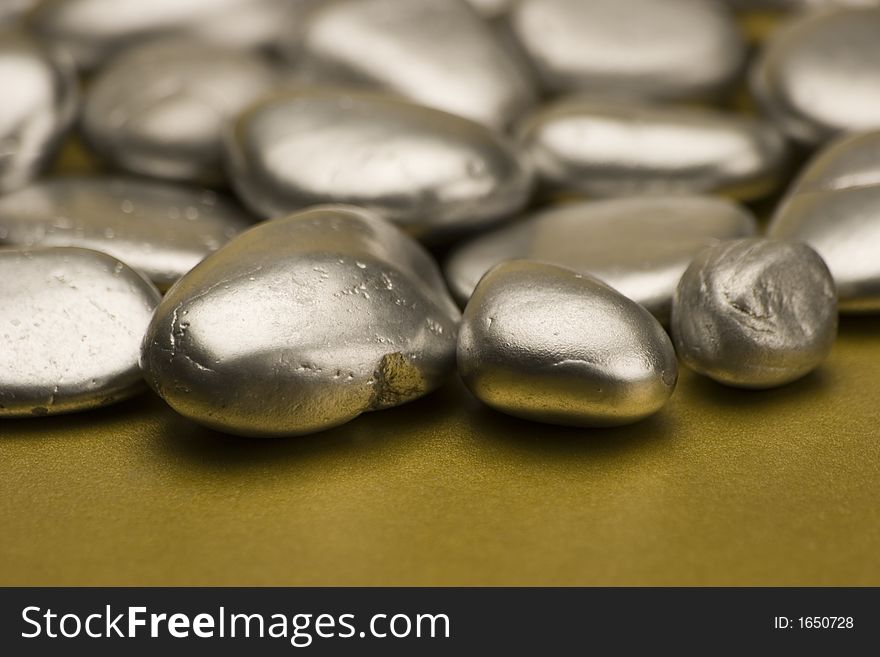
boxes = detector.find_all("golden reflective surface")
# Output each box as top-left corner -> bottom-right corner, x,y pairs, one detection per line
2,316 -> 878,586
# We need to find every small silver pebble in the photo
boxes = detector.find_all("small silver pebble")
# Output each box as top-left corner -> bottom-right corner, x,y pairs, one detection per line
671,238 -> 837,389
458,260 -> 678,427
225,88 -> 533,240
751,7 -> 880,144
518,97 -> 787,201
0,247 -> 161,418
82,38 -> 279,184
507,0 -> 746,100
0,31 -> 78,194
141,205 -> 461,438
445,196 -> 757,320
287,0 -> 537,128
768,130 -> 880,312
0,177 -> 253,290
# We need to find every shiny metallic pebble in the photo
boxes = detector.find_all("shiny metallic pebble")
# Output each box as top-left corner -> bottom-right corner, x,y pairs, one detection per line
287,0 -> 537,128
445,196 -> 757,320
751,7 -> 880,144
225,89 -> 533,240
0,31 -> 78,194
0,177 -> 253,291
518,97 -> 788,201
458,260 -> 678,427
507,0 -> 746,100
0,247 -> 161,417
672,239 -> 837,389
29,0 -> 320,71
141,204 -> 461,438
82,38 -> 279,184
768,131 -> 880,312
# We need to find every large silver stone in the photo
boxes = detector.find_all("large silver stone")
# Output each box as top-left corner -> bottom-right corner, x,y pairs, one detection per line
0,31 -> 78,194
0,247 -> 161,417
751,7 -> 880,144
672,238 -> 837,389
225,88 -> 533,240
768,130 -> 880,312
0,177 -> 253,290
82,38 -> 279,184
141,205 -> 461,437
444,196 -> 757,320
518,97 -> 787,201
458,260 -> 678,427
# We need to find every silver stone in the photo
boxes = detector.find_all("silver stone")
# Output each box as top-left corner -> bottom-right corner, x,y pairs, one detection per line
0,177 -> 253,291
0,31 -> 78,194
141,205 -> 461,437
82,38 -> 279,184
768,130 -> 880,312
445,196 -> 758,320
518,97 -> 787,201
672,238 -> 837,389
458,260 -> 678,427
507,0 -> 746,100
225,88 -> 533,240
287,0 -> 537,128
751,7 -> 880,144
0,247 -> 161,417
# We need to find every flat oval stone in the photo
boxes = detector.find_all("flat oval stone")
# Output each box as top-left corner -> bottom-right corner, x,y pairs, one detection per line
141,205 -> 461,437
518,97 -> 788,200
29,0 -> 320,71
458,260 -> 678,427
0,247 -> 161,417
0,31 -> 78,194
445,196 -> 757,319
82,38 -> 279,184
768,130 -> 880,312
0,177 -> 253,290
672,238 -> 837,388
288,0 -> 537,128
225,89 -> 533,239
751,7 -> 880,144
507,0 -> 746,99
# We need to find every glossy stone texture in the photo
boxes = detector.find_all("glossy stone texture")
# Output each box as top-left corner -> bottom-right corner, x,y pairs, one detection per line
288,0 -> 536,128
519,97 -> 787,201
507,0 -> 745,100
0,247 -> 161,417
82,39 -> 279,184
672,239 -> 837,389
445,196 -> 757,320
768,131 -> 880,312
0,31 -> 78,194
141,205 -> 461,437
751,7 -> 880,144
29,0 -> 319,71
458,260 -> 678,427
0,177 -> 253,290
226,89 -> 533,239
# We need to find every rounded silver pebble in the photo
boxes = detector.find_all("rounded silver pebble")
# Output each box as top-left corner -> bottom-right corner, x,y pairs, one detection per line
458,260 -> 678,427
0,247 -> 161,417
768,130 -> 880,312
225,88 -> 533,240
507,0 -> 746,100
0,177 -> 253,290
288,0 -> 537,128
671,238 -> 837,389
445,196 -> 757,320
0,31 -> 78,194
751,7 -> 880,144
141,205 -> 461,438
518,97 -> 787,201
82,38 -> 279,184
